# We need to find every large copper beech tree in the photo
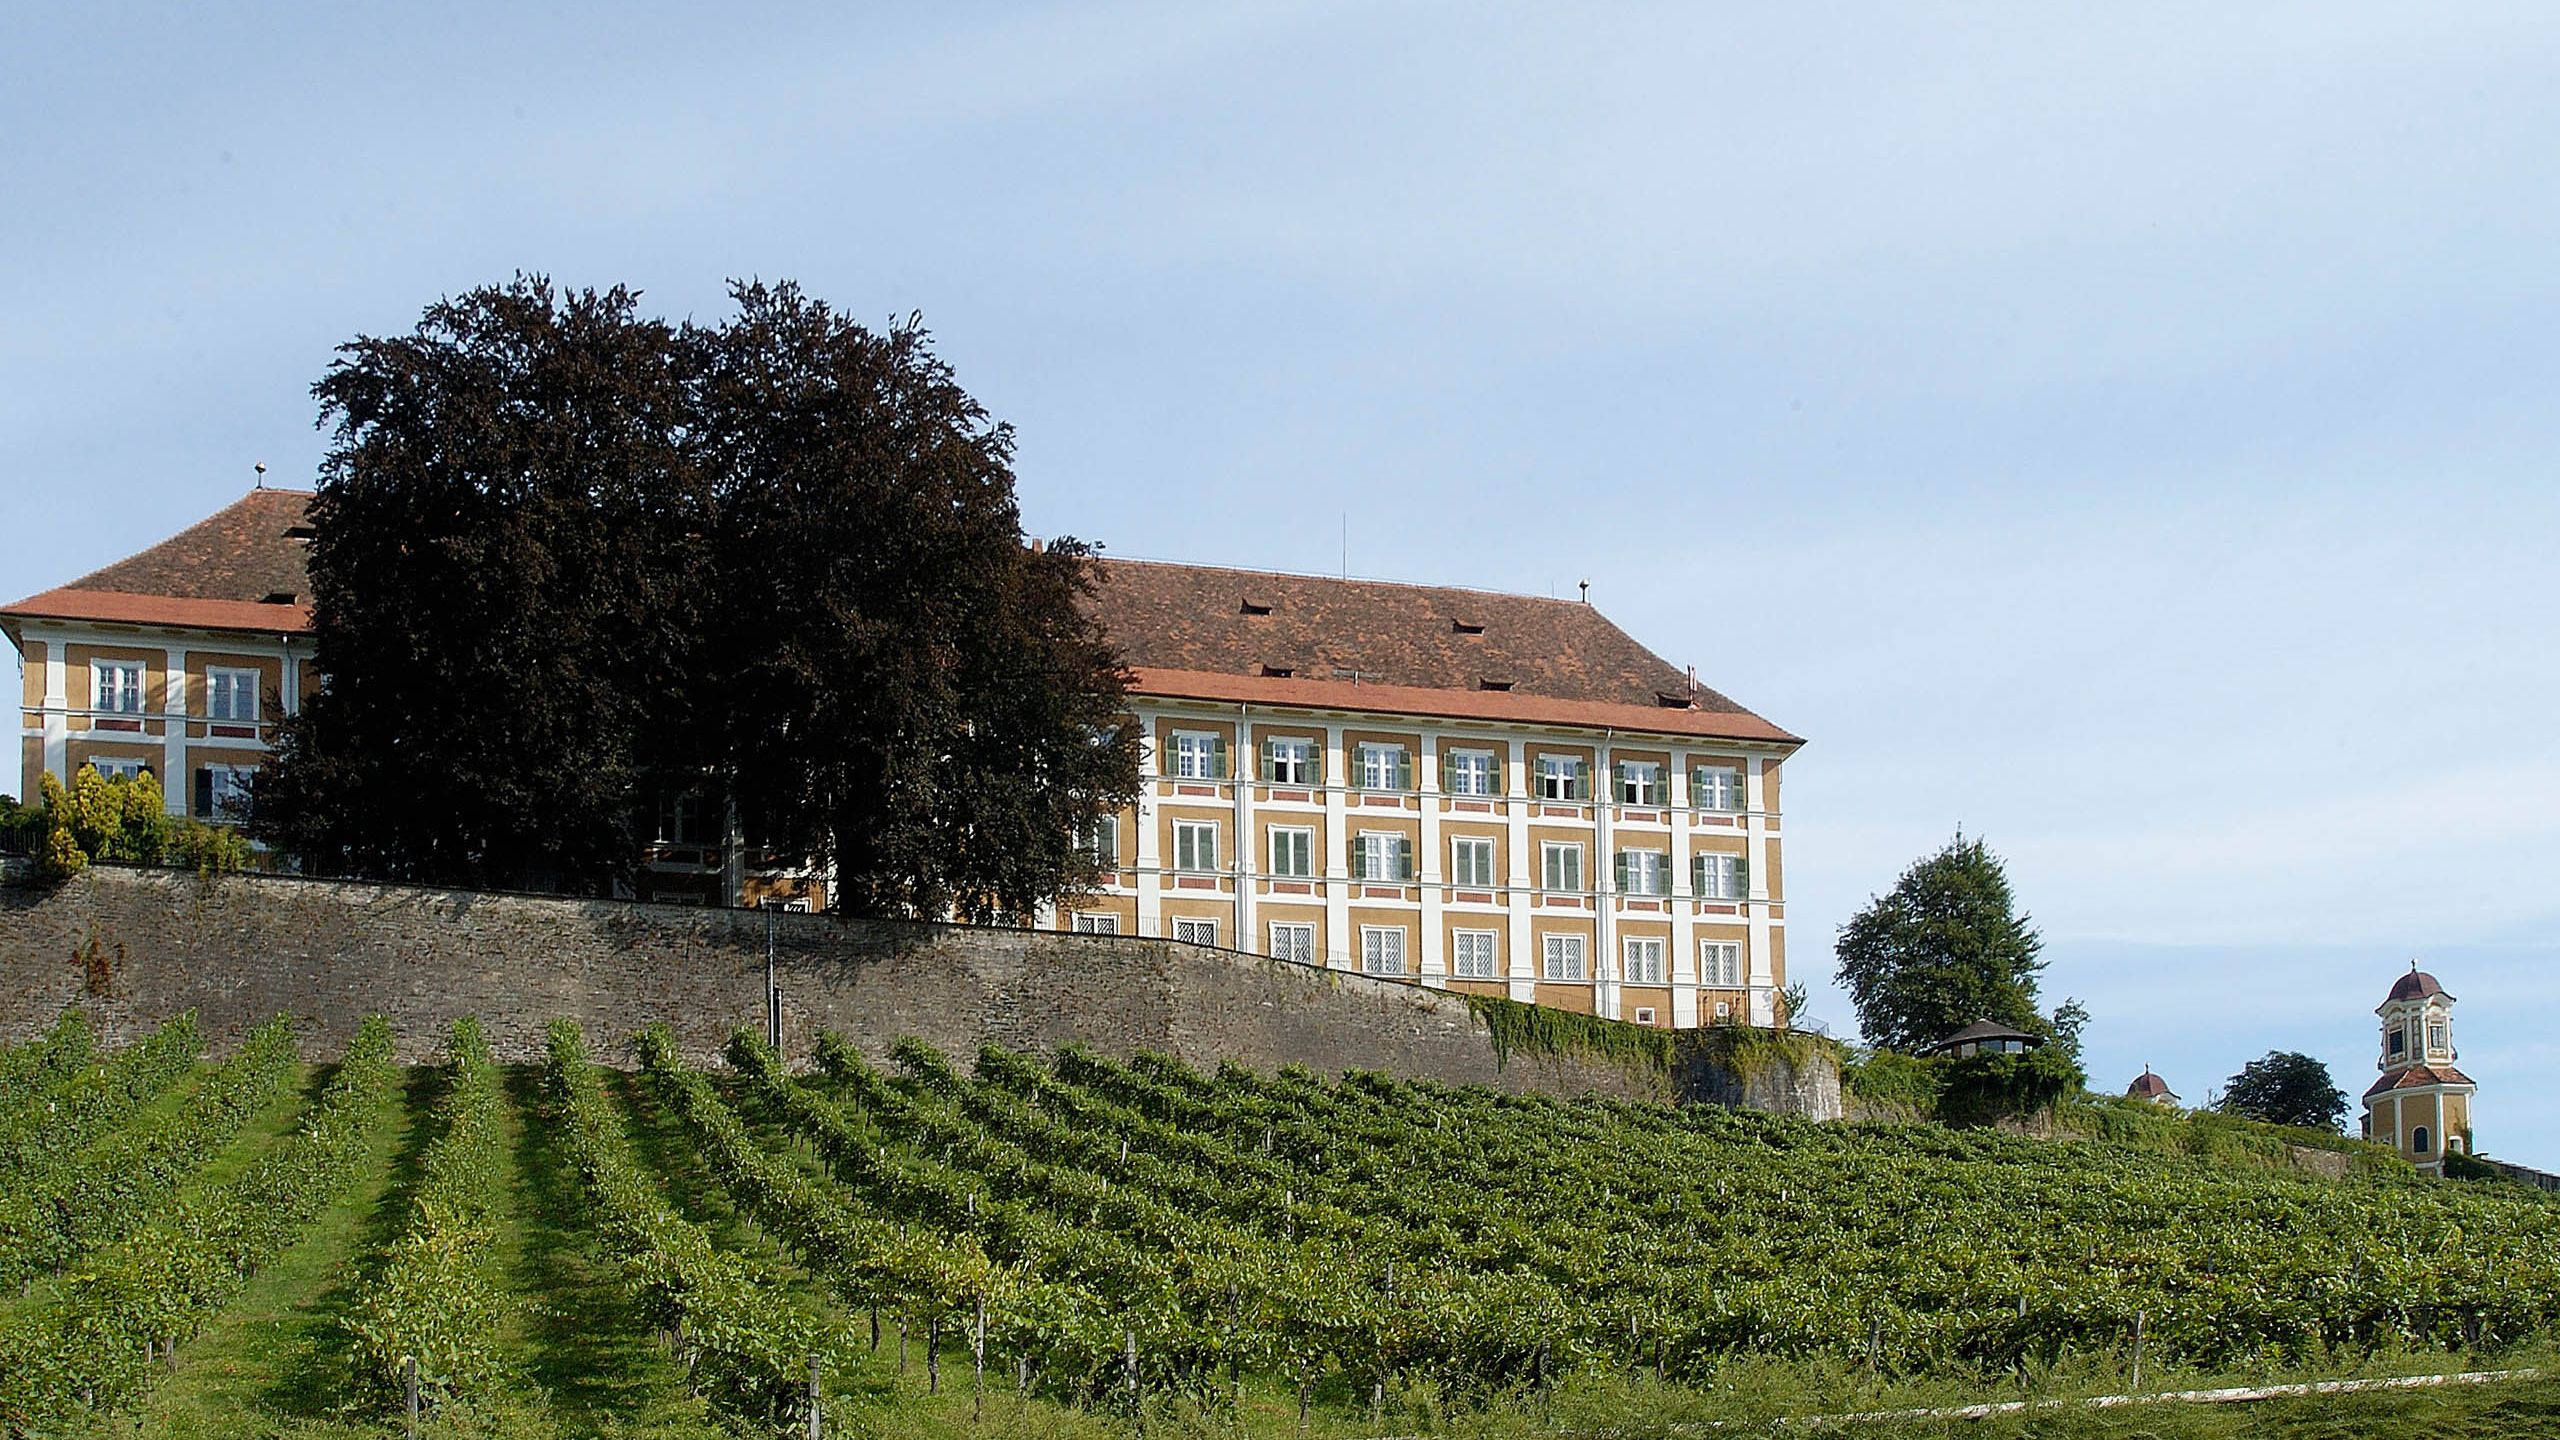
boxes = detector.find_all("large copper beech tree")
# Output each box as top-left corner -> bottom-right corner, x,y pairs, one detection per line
257,277 -> 1140,919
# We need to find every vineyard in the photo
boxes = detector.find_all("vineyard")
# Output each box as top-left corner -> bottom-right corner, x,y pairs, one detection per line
0,1012 -> 2553,1438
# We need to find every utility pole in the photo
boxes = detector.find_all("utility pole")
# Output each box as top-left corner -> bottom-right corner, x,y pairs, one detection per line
762,899 -> 783,1050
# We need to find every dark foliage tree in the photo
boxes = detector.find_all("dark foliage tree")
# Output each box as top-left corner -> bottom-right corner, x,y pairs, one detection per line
258,280 -> 709,889
1835,834 -> 2049,1053
259,276 -> 1139,912
2217,1051 -> 2348,1133
700,283 -> 1140,920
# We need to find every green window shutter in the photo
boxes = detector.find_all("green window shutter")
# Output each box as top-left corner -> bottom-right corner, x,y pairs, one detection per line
1395,749 -> 1413,791
1439,750 -> 1454,794
1613,851 -> 1628,894
1397,836 -> 1415,881
1690,854 -> 1706,897
1211,735 -> 1229,779
1690,767 -> 1706,807
1736,856 -> 1751,899
1260,740 -> 1276,782
1612,761 -> 1628,800
1486,753 -> 1502,794
1575,760 -> 1592,800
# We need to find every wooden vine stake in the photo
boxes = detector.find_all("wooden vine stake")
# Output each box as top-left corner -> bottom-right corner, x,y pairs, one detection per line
2131,1309 -> 2146,1392
973,1295 -> 987,1421
807,1355 -> 823,1440
404,1354 -> 420,1440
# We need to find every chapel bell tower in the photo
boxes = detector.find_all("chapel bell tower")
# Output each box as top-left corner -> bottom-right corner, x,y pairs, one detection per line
2361,963 -> 2475,1177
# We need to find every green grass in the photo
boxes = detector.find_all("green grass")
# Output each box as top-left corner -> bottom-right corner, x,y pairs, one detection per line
74,1060 -> 412,1439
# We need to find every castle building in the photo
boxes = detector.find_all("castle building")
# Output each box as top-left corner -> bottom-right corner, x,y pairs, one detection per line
5,490 -> 1802,1031
3,490 -> 317,824
2361,964 -> 2474,1176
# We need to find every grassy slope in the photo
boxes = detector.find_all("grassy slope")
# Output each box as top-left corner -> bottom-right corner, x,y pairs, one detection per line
73,1061 -> 412,1439
29,1056 -> 2556,1440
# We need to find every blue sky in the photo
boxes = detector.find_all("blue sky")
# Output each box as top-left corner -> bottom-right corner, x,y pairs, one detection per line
7,5 -> 2557,1160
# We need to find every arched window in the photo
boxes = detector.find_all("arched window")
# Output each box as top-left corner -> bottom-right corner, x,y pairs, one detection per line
2413,1125 -> 2431,1155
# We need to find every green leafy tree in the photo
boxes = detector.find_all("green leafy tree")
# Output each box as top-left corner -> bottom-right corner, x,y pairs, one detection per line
2217,1050 -> 2347,1132
258,276 -> 1139,913
1834,833 -> 2047,1053
2049,996 -> 2091,1067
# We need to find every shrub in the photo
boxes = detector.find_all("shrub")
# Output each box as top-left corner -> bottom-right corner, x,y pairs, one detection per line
1840,1048 -> 1945,1118
1937,1046 -> 2084,1127
27,770 -> 252,878
165,819 -> 252,875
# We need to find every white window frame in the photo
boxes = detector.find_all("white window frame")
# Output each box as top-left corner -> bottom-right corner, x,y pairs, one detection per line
1359,924 -> 1407,976
1357,742 -> 1406,791
1537,754 -> 1577,800
1267,737 -> 1315,785
1693,765 -> 1745,812
1450,835 -> 1495,888
1451,929 -> 1499,979
1540,933 -> 1588,981
1541,841 -> 1583,893
1171,731 -> 1222,780
1622,936 -> 1665,984
1268,921 -> 1315,963
1071,911 -> 1121,935
1172,819 -> 1220,874
93,660 -> 145,717
1633,1006 -> 1658,1026
2427,1021 -> 2449,1055
1618,760 -> 1662,806
1171,916 -> 1219,946
1700,940 -> 1743,987
1696,852 -> 1744,900
1620,849 -> 1665,897
1268,826 -> 1315,879
1446,748 -> 1495,797
1355,831 -> 1406,882
89,756 -> 146,782
205,666 -> 260,723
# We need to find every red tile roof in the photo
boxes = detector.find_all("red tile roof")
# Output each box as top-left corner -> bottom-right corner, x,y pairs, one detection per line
2363,1063 -> 2476,1100
2126,1069 -> 2175,1100
1,588 -> 313,633
1095,558 -> 1797,744
1,491 -> 1800,746
2,489 -> 319,637
1132,666 -> 1797,743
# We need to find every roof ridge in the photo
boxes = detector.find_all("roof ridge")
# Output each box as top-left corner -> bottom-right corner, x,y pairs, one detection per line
1097,554 -> 1610,611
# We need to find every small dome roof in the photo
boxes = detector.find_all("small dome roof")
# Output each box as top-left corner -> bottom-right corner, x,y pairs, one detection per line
1923,1018 -> 2045,1055
2386,965 -> 2450,1004
2127,1069 -> 2174,1099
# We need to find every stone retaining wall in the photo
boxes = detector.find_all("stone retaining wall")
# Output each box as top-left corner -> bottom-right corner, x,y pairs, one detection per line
0,864 -> 1727,1104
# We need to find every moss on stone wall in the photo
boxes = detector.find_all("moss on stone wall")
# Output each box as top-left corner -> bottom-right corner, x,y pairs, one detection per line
1464,999 -> 1847,1114
1466,995 -> 1675,1078
1688,1023 -> 1843,1086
